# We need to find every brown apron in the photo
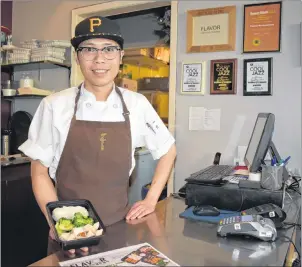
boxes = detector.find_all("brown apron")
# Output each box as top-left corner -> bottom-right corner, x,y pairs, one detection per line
56,84 -> 132,225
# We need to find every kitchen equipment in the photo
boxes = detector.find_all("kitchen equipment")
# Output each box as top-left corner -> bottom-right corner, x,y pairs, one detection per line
128,148 -> 158,205
1,129 -> 11,156
8,111 -> 33,154
19,73 -> 34,88
2,89 -> 17,96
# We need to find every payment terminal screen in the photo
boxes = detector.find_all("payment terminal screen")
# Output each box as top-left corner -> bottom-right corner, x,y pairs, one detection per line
242,215 -> 253,222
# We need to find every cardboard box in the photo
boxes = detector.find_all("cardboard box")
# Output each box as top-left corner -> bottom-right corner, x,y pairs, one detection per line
115,77 -> 137,92
152,47 -> 170,63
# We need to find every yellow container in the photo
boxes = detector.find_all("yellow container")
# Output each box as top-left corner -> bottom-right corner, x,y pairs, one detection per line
153,91 -> 169,119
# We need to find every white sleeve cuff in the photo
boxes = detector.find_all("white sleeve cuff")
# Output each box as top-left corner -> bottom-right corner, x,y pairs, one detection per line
150,136 -> 175,160
18,139 -> 53,168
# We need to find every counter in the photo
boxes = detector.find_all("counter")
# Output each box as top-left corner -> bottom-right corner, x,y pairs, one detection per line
1,156 -> 31,181
30,193 -> 300,266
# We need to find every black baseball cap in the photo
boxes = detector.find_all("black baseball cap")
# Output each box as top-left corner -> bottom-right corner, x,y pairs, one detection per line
71,16 -> 124,50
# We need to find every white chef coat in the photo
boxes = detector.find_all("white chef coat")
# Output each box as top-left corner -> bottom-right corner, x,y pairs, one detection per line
19,84 -> 175,180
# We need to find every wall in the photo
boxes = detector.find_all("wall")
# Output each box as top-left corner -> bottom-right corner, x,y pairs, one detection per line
174,0 -> 302,191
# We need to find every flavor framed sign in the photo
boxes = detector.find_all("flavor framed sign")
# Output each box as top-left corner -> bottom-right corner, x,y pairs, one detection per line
187,6 -> 236,53
243,1 -> 282,53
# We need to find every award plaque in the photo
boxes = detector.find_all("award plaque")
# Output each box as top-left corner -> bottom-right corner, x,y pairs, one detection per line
243,2 -> 282,53
187,6 -> 236,53
243,58 -> 272,96
210,59 -> 237,94
180,62 -> 206,95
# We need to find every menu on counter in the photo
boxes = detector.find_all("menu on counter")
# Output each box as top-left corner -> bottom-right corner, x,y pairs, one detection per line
59,243 -> 179,267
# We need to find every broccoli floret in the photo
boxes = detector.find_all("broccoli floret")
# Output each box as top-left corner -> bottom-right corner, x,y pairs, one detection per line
73,216 -> 94,227
58,218 -> 74,231
85,217 -> 94,225
55,222 -> 64,236
73,217 -> 87,227
74,212 -> 87,219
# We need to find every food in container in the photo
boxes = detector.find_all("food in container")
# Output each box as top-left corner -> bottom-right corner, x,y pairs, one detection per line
46,199 -> 106,250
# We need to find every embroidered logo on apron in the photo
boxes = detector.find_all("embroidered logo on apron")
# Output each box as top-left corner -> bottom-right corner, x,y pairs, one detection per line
100,133 -> 107,151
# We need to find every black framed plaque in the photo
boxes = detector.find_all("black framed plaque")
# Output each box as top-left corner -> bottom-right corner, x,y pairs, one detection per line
243,58 -> 272,96
210,58 -> 237,94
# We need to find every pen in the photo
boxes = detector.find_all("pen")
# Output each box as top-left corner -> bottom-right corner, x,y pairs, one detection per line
274,156 -> 278,166
146,122 -> 156,134
280,156 -> 291,166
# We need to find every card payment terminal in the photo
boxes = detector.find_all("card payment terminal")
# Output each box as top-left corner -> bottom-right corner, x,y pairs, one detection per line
217,215 -> 277,242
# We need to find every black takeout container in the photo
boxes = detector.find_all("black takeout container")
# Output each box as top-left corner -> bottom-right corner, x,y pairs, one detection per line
46,199 -> 106,251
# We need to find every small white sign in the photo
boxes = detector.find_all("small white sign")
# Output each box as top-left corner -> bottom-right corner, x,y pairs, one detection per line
234,223 -> 241,230
181,62 -> 206,95
189,107 -> 221,131
246,61 -> 269,92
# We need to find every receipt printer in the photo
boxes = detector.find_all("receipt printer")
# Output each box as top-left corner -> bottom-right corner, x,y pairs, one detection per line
217,214 -> 277,242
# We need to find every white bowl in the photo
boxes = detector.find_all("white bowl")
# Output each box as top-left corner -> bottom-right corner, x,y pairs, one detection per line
2,89 -> 17,96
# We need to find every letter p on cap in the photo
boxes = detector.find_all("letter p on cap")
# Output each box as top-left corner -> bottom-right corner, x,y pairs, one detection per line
90,18 -> 102,32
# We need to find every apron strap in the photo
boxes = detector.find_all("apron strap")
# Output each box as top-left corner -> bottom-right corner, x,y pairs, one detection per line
115,86 -> 130,121
73,84 -> 82,118
73,83 -> 130,121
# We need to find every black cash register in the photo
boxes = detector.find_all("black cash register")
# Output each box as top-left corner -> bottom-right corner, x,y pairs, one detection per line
184,113 -> 287,211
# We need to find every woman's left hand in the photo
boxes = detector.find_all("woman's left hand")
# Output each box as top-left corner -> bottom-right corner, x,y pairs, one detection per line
126,200 -> 156,220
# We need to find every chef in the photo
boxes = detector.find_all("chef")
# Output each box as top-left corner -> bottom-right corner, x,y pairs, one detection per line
19,16 -> 176,253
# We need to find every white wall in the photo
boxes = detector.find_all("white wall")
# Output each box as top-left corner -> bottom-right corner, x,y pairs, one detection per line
174,0 -> 302,191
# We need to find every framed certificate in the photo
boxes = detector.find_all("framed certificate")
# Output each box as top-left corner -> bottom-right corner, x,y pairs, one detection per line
243,58 -> 272,96
180,62 -> 206,95
187,6 -> 236,53
243,2 -> 282,53
210,58 -> 237,95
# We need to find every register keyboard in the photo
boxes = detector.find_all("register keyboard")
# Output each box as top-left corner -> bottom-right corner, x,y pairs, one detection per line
186,165 -> 235,185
